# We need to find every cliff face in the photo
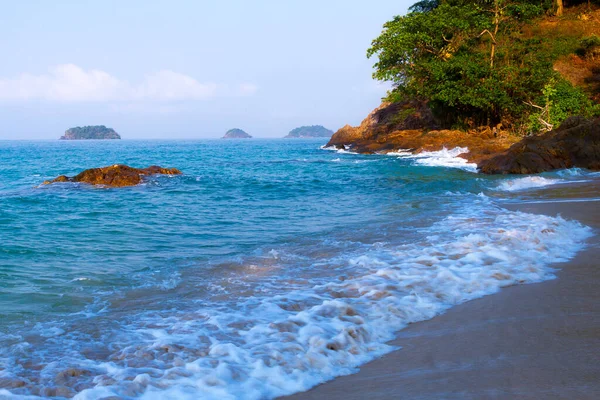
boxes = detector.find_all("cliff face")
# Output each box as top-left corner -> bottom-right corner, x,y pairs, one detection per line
60,126 -> 120,140
223,129 -> 252,139
285,125 -> 334,138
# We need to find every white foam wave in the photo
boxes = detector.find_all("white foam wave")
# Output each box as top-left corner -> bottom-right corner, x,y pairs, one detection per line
407,147 -> 478,172
336,149 -> 358,155
387,147 -> 477,172
384,150 -> 413,156
497,176 -> 563,192
320,145 -> 358,154
556,168 -> 586,177
320,145 -> 337,151
1,201 -> 585,400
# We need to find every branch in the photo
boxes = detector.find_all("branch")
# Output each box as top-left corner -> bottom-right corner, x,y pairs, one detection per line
523,100 -> 545,111
537,117 -> 553,131
478,29 -> 496,43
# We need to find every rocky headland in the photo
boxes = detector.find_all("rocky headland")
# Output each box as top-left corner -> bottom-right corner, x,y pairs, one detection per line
44,165 -> 181,187
326,101 -> 522,166
284,125 -> 334,138
223,129 -> 252,139
328,4 -> 600,174
60,126 -> 121,140
326,102 -> 600,174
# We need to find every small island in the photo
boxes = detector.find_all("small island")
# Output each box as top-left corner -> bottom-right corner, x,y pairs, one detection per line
223,128 -> 252,139
60,125 -> 121,140
284,125 -> 334,138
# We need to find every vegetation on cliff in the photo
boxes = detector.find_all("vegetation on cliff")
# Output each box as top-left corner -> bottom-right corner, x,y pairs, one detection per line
368,0 -> 600,134
284,125 -> 334,138
223,129 -> 252,139
60,125 -> 121,140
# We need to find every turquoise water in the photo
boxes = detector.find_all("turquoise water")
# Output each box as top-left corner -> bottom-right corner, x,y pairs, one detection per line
0,140 -> 593,399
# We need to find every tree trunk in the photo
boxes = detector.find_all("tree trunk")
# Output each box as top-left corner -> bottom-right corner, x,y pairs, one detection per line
556,0 -> 564,16
491,1 -> 500,68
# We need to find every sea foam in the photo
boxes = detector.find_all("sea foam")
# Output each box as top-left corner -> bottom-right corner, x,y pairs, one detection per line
385,147 -> 478,172
0,198 -> 588,400
408,147 -> 478,172
496,176 -> 564,192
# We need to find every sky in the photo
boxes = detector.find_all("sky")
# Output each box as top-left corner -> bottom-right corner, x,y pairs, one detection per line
0,0 -> 412,139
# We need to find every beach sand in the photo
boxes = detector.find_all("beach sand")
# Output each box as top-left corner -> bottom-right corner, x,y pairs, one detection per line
287,193 -> 600,399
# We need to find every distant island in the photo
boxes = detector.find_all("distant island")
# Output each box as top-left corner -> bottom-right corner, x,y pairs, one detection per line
284,125 -> 334,138
223,128 -> 252,139
60,126 -> 121,140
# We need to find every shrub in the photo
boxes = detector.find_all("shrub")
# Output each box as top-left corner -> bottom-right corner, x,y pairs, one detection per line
527,78 -> 600,133
576,34 -> 600,59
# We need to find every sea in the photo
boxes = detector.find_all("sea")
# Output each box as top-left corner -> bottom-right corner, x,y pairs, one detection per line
0,139 -> 596,399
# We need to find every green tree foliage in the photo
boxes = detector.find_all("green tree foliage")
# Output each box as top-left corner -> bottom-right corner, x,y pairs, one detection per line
368,0 -> 598,132
576,34 -> 600,59
527,78 -> 600,132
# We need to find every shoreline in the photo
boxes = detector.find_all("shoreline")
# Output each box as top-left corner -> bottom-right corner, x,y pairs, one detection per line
286,189 -> 600,399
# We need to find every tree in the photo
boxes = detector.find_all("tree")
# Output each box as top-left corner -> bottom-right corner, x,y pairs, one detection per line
366,0 -> 598,129
556,0 -> 564,16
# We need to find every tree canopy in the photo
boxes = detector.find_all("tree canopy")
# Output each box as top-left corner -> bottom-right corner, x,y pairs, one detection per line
368,0 -> 599,133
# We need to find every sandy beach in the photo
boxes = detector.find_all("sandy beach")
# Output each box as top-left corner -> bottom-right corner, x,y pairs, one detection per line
288,189 -> 600,399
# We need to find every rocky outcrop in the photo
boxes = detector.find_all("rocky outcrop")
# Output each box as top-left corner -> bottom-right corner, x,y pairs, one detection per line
285,125 -> 334,138
479,117 -> 600,174
329,102 -> 600,173
327,101 -> 440,148
327,102 -> 520,165
44,165 -> 181,187
60,126 -> 121,140
223,129 -> 252,139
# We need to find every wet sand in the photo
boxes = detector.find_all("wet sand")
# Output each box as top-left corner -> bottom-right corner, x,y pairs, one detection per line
287,195 -> 600,399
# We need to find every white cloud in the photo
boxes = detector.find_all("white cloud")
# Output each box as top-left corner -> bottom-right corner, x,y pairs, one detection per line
134,70 -> 217,101
0,64 -> 256,102
238,83 -> 259,96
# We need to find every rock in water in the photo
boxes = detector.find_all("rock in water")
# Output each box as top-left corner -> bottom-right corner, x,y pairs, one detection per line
44,165 -> 182,187
284,125 -> 334,138
60,126 -> 121,140
223,129 -> 252,139
479,117 -> 600,174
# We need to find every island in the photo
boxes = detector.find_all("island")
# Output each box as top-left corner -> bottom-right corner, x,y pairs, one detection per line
284,125 -> 334,138
222,128 -> 252,139
60,126 -> 121,140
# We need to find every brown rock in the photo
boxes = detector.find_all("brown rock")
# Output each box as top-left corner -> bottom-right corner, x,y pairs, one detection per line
55,368 -> 91,384
327,102 -> 520,164
479,117 -> 600,174
44,165 -> 182,187
0,377 -> 27,389
327,101 -> 439,148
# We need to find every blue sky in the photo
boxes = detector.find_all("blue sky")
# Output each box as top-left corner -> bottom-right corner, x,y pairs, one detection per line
0,1 -> 411,139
